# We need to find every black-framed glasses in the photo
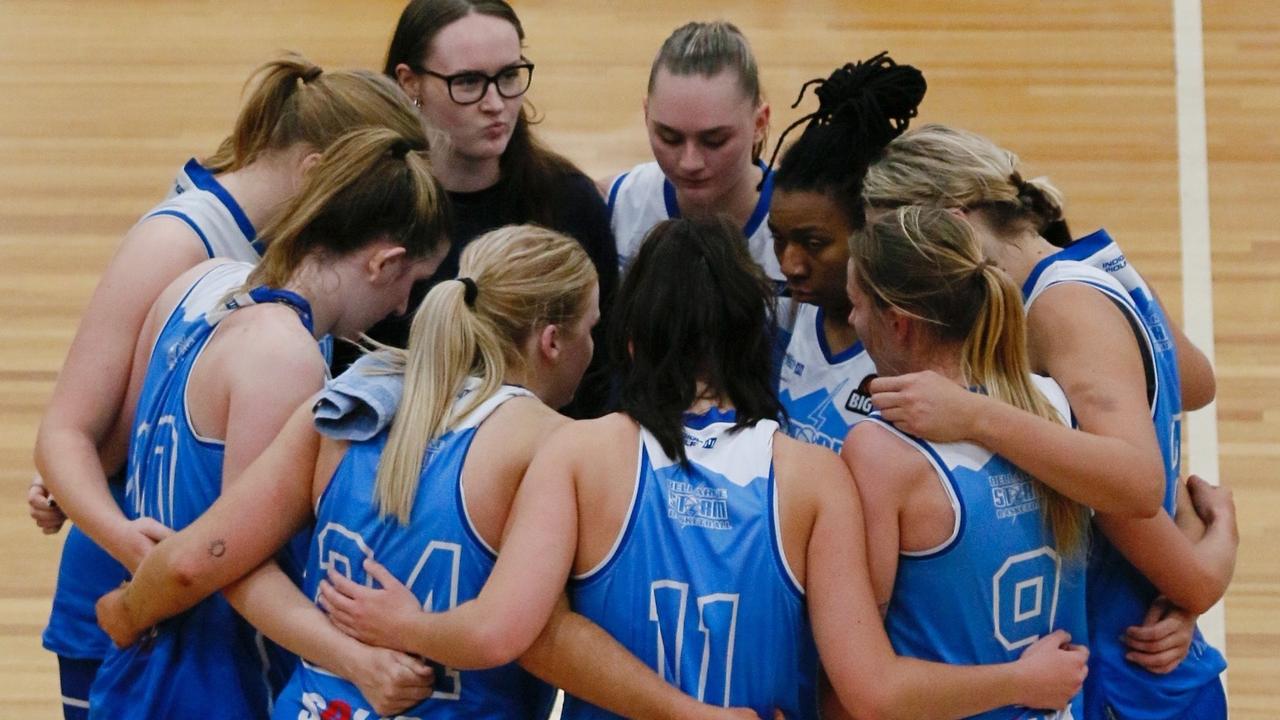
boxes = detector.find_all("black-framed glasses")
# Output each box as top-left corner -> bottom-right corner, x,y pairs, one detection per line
413,62 -> 534,105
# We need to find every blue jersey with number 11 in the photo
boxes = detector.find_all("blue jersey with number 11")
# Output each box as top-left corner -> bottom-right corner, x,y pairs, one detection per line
566,410 -> 817,719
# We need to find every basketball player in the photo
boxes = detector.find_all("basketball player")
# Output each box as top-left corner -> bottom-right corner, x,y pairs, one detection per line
842,205 -> 1091,720
31,54 -> 424,720
69,128 -> 450,720
96,226 -> 760,719
768,53 -> 926,450
319,217 -> 1089,719
603,21 -> 783,290
861,124 -> 1236,719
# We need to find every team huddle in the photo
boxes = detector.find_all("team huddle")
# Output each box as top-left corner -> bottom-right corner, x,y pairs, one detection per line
28,1 -> 1238,719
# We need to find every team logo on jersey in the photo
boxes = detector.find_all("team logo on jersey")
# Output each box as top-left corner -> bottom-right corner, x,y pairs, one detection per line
667,480 -> 731,530
782,352 -> 806,377
1102,255 -> 1128,273
844,374 -> 878,416
988,469 -> 1042,519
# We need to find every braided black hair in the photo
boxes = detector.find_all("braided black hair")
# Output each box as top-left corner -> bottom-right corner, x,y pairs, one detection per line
768,52 -> 927,227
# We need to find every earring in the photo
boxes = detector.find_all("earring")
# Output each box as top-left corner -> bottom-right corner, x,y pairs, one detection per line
413,97 -> 422,109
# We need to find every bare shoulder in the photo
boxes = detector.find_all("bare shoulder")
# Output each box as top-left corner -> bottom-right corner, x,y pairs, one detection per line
1029,281 -> 1137,344
841,421 -> 931,496
773,432 -> 854,506
217,305 -> 327,390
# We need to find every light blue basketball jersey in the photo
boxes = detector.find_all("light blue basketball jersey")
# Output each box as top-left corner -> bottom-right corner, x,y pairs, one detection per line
877,376 -> 1087,720
775,300 -> 878,452
273,381 -> 554,720
89,262 -> 312,720
608,160 -> 784,291
1022,230 -> 1226,719
43,161 -> 262,664
565,410 -> 817,719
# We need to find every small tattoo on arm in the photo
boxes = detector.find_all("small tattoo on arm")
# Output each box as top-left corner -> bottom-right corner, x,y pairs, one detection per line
209,539 -> 227,558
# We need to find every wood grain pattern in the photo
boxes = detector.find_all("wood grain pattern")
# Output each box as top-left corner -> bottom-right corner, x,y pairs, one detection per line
1,1 -> 1274,716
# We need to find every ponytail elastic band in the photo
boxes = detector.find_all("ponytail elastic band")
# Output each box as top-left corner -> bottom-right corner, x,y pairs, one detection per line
458,277 -> 479,307
301,66 -> 323,84
389,139 -> 412,160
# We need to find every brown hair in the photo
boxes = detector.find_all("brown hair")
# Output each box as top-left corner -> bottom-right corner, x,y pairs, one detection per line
246,127 -> 448,290
202,52 -> 424,174
383,0 -> 585,225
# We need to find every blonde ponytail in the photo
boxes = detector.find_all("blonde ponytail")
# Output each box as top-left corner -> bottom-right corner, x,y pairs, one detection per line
374,225 -> 597,523
851,206 -> 1088,555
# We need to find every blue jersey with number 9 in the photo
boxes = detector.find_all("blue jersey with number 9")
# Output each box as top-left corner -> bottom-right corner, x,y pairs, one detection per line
875,376 -> 1087,720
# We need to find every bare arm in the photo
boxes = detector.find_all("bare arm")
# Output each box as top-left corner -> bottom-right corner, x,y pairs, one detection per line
821,430 -> 1087,719
1096,475 -> 1237,614
320,422 -> 583,669
97,403 -> 321,639
36,218 -> 209,567
869,282 -> 1165,517
1146,282 -> 1215,410
518,597 -> 753,720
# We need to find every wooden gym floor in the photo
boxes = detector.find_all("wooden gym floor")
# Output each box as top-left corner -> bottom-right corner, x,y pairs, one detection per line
1,1 -> 1275,716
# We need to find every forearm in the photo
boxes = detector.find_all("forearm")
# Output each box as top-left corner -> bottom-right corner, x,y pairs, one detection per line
36,428 -> 138,566
224,561 -> 362,677
1095,510 -> 1236,614
870,658 -> 1025,720
519,605 -> 712,720
970,398 -> 1161,517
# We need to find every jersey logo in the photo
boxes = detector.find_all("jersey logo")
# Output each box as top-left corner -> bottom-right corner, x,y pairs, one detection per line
666,480 -> 731,530
988,470 -> 1042,519
782,352 -> 806,377
843,374 -> 879,416
1102,254 -> 1128,273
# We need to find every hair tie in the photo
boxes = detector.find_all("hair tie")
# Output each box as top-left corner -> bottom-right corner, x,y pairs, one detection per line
389,138 -> 413,160
300,65 -> 323,84
458,277 -> 479,307
973,257 -> 995,279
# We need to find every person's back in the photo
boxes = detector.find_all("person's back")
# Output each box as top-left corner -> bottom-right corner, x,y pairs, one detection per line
1023,233 -> 1228,718
277,381 -> 555,719
565,408 -> 817,719
854,376 -> 1087,720
91,259 -> 311,719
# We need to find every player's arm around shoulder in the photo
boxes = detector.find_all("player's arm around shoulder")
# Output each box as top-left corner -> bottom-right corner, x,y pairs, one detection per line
1022,282 -> 1165,516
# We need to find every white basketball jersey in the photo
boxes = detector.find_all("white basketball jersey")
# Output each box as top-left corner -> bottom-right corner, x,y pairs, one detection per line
143,158 -> 261,263
607,160 -> 783,288
775,300 -> 878,452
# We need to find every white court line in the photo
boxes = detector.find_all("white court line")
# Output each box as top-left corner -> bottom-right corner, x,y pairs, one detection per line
1173,0 -> 1227,669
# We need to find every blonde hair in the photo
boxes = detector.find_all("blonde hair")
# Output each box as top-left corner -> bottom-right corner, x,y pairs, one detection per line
374,225 -> 597,523
202,52 -> 424,173
243,127 -> 447,291
850,206 -> 1088,555
861,124 -> 1072,246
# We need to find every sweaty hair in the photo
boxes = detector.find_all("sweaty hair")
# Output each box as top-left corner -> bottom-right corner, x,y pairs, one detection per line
648,21 -> 765,160
861,124 -> 1073,247
612,216 -> 781,465
383,0 -> 586,226
245,127 -> 449,291
203,52 -> 424,173
374,225 -> 597,523
850,206 -> 1088,555
770,52 -> 927,226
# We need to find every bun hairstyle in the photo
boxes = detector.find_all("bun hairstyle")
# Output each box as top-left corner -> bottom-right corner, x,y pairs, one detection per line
862,124 -> 1074,247
203,52 -> 425,174
768,51 -> 927,224
850,206 -> 1088,556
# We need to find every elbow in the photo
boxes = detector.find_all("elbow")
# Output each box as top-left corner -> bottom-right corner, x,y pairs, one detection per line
1165,570 -> 1230,615
167,549 -> 204,591
458,615 -> 533,670
1183,376 -> 1217,412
